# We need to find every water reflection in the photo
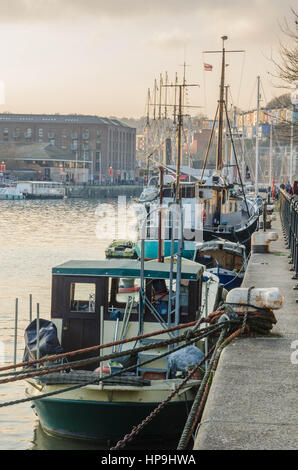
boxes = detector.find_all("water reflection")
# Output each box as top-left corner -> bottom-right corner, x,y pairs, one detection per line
0,198 -> 139,450
30,422 -> 179,451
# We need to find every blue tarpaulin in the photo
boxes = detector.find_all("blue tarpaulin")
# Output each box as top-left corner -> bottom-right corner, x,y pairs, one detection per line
23,319 -> 63,363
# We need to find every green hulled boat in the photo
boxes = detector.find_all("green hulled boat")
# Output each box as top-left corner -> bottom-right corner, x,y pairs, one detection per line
24,258 -> 222,444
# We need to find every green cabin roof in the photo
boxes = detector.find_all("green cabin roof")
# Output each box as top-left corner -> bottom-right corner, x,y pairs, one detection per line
52,259 -> 203,281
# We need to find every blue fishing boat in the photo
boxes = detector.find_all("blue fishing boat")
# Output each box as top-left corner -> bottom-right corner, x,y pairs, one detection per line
193,239 -> 247,290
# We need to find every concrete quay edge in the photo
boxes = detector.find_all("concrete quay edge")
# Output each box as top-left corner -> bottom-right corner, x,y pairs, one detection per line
193,215 -> 298,450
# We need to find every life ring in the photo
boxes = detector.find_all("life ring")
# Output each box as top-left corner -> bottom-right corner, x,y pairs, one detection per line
118,286 -> 140,293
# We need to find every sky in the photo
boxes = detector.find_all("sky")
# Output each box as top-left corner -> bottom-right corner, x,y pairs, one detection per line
0,0 -> 295,119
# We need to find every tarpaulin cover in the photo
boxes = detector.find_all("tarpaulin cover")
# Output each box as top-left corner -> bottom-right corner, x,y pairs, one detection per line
23,319 -> 63,362
168,345 -> 205,378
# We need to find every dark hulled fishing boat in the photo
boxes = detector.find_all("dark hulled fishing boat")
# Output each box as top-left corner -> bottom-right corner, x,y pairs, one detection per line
136,36 -> 259,260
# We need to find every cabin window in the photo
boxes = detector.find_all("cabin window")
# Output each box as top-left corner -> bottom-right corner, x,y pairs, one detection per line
163,187 -> 172,197
116,278 -> 140,303
70,283 -> 96,312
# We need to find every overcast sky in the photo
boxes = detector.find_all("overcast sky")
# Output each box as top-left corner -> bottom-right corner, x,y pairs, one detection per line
0,0 -> 295,119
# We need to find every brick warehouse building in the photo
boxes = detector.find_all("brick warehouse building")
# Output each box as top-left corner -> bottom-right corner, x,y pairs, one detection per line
0,113 -> 136,183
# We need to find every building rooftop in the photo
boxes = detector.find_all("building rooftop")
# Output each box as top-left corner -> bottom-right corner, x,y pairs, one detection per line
52,259 -> 204,280
0,113 -> 133,128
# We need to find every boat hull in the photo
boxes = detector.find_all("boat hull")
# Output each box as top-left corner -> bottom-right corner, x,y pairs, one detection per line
207,269 -> 244,290
136,216 -> 258,261
202,216 -> 259,251
24,194 -> 64,200
32,396 -> 194,442
135,240 -> 196,260
26,376 -> 199,443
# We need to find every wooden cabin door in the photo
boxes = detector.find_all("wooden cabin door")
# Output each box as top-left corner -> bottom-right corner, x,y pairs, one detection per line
61,276 -> 108,370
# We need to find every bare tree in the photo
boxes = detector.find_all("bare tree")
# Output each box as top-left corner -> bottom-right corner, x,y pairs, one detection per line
272,8 -> 298,87
266,93 -> 291,108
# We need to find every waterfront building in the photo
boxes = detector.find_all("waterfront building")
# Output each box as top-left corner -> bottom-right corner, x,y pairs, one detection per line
0,113 -> 136,183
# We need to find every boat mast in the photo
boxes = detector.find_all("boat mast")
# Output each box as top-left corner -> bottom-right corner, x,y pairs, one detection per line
153,79 -> 158,121
241,111 -> 246,181
225,85 -> 229,171
255,75 -> 260,195
172,72 -> 178,165
230,106 -> 237,183
216,35 -> 228,171
145,88 -> 151,185
177,84 -> 183,200
203,37 -> 245,175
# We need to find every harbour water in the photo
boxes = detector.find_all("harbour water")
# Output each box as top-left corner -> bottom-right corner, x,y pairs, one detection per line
0,197 -> 144,450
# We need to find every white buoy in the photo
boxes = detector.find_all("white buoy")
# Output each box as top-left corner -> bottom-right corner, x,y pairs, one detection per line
226,287 -> 284,312
251,231 -> 278,253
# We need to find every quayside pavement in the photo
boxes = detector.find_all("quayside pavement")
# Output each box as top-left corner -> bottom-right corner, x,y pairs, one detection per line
193,214 -> 298,450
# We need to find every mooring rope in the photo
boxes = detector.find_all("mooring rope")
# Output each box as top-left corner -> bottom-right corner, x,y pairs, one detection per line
0,319 -> 203,373
0,323 -> 225,386
176,302 -> 278,450
0,322 -> 227,409
0,300 -> 278,451
110,344 -> 217,450
177,327 -> 228,450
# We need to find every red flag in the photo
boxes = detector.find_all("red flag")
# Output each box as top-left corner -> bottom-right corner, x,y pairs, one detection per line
204,63 -> 213,71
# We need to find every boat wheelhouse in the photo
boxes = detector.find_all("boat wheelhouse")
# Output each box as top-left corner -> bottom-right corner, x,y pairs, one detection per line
195,173 -> 259,249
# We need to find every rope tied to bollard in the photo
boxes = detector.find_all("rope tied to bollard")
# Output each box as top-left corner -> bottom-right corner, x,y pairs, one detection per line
176,299 -> 279,450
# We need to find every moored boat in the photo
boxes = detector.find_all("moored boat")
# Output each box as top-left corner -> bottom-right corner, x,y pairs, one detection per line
193,239 -> 247,290
136,36 -> 260,261
24,258 -> 222,443
0,185 -> 24,200
16,181 -> 65,199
